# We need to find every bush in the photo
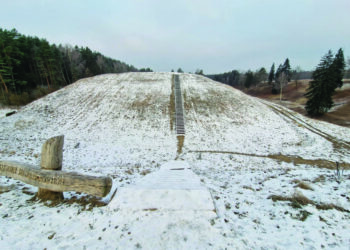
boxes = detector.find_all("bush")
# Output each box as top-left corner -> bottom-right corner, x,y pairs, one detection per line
8,92 -> 32,106
0,86 -> 59,106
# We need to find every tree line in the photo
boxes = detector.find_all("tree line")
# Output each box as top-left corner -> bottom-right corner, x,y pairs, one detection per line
0,28 -> 151,105
207,59 -> 310,91
208,49 -> 347,117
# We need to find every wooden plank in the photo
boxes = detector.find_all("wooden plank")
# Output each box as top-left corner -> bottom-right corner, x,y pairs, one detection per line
0,161 -> 112,197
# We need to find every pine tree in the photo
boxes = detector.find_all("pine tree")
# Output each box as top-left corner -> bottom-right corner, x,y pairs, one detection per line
305,50 -> 335,116
282,58 -> 291,81
331,48 -> 345,88
244,70 -> 254,88
268,63 -> 275,84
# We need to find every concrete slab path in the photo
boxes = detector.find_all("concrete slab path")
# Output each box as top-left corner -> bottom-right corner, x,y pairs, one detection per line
109,161 -> 215,212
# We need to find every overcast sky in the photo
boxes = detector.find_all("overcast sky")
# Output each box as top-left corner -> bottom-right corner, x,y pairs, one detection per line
1,0 -> 349,74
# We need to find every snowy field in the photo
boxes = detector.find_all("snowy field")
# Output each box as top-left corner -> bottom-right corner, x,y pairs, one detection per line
1,73 -> 350,249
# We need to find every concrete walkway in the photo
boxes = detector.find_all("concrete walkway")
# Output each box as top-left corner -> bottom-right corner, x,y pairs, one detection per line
109,161 -> 215,212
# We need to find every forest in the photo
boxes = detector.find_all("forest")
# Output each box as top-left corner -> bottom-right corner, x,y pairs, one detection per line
0,28 -> 151,105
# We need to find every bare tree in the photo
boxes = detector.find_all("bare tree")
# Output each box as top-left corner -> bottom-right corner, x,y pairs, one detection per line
277,72 -> 288,102
292,66 -> 303,89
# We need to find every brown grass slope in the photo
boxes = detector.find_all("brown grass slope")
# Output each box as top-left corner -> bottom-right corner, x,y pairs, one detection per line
244,80 -> 350,127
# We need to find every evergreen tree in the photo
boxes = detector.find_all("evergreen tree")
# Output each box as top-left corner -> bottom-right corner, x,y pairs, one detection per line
272,59 -> 291,95
228,70 -> 240,86
268,63 -> 275,84
282,58 -> 291,81
244,70 -> 254,88
256,67 -> 267,84
305,50 -> 335,116
331,48 -> 345,88
195,69 -> 204,75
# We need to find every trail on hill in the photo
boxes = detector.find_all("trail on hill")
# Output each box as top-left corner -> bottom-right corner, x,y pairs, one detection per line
188,150 -> 350,169
265,101 -> 350,152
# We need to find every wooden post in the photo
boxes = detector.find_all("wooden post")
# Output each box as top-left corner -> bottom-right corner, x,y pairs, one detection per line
37,135 -> 64,200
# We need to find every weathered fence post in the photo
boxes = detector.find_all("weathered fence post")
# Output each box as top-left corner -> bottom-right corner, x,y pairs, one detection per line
37,135 -> 64,200
1,135 -> 112,198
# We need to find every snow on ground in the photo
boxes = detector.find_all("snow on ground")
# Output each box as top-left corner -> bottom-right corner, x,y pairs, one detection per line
340,83 -> 350,90
1,73 -> 350,249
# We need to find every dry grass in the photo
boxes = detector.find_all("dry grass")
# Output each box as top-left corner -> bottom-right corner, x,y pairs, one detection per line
320,102 -> 350,127
268,155 -> 350,169
245,81 -> 350,128
169,75 -> 175,131
316,203 -> 349,212
291,210 -> 312,221
183,88 -> 231,116
242,185 -> 255,191
269,191 -> 349,213
176,135 -> 185,155
0,184 -> 16,194
140,169 -> 151,176
312,175 -> 326,183
130,94 -> 153,110
269,191 -> 313,208
296,182 -> 314,190
292,180 -> 314,190
189,150 -> 350,170
143,208 -> 158,211
29,194 -> 107,210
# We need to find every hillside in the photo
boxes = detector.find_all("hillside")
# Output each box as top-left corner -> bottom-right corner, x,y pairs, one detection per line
1,73 -> 350,249
0,28 -> 141,106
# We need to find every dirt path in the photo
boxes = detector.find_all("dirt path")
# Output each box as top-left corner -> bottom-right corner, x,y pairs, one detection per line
266,102 -> 350,152
188,150 -> 350,169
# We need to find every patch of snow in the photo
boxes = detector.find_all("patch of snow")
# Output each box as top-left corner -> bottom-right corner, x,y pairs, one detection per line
340,83 -> 350,90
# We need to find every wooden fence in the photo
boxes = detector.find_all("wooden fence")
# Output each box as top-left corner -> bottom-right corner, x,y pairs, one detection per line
0,136 -> 112,199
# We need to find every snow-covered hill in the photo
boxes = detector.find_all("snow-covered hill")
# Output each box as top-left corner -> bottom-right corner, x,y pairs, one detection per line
1,72 -> 350,249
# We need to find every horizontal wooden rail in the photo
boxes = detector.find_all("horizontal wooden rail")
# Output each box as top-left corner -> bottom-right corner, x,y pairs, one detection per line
0,160 -> 112,197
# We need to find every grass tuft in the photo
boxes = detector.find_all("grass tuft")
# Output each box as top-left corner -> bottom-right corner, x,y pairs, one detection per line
292,180 -> 314,190
269,191 -> 350,213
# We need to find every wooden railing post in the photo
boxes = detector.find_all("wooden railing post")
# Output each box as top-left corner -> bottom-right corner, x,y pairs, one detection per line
37,135 -> 64,200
